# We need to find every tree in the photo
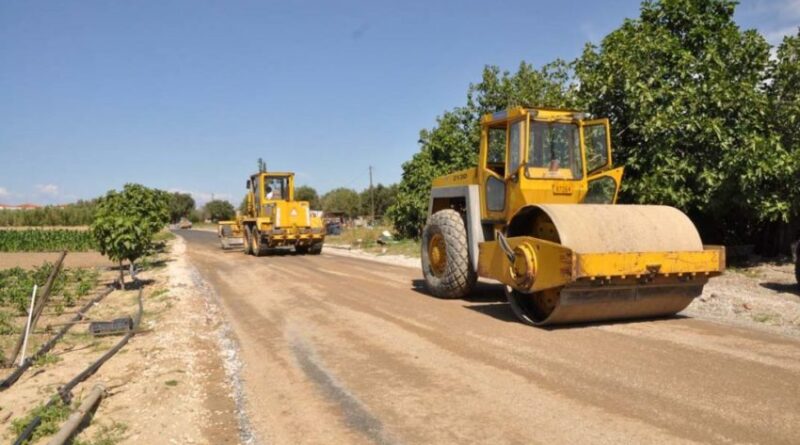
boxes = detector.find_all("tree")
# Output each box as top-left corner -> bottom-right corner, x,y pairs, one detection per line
203,200 -> 236,222
91,184 -> 169,287
359,183 -> 398,221
168,192 -> 195,223
574,0 -> 792,247
322,188 -> 360,218
389,61 -> 575,238
295,185 -> 321,209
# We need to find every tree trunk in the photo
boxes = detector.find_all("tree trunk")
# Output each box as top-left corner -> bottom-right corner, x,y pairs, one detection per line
118,260 -> 125,289
129,261 -> 136,281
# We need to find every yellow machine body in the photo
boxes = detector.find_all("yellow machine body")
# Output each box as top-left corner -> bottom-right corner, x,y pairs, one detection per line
233,171 -> 325,255
425,107 -> 724,325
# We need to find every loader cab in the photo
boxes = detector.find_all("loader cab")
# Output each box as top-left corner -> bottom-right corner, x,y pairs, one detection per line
246,172 -> 295,217
478,107 -> 623,221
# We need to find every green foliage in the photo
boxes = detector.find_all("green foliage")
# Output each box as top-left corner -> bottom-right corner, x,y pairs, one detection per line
0,200 -> 97,227
392,0 -> 800,250
0,310 -> 13,335
0,229 -> 96,252
32,352 -> 62,368
359,183 -> 398,219
574,0 -> 795,244
389,61 -> 575,238
322,188 -> 360,217
768,31 -> 800,220
203,199 -> 235,222
91,184 -> 170,280
167,192 -> 195,223
12,399 -> 71,444
0,265 -> 99,313
295,185 -> 321,209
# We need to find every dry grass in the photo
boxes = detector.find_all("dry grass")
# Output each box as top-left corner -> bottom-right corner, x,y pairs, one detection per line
326,226 -> 420,258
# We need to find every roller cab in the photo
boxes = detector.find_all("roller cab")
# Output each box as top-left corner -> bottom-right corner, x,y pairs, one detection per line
422,107 -> 725,326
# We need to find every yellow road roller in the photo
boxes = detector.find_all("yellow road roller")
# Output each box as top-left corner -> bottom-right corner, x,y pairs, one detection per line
422,107 -> 725,326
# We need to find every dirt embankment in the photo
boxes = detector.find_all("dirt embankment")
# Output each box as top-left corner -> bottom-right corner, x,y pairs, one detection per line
0,237 -> 240,444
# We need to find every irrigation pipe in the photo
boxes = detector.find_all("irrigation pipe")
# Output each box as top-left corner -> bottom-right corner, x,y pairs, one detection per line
46,384 -> 106,445
0,285 -> 115,390
12,284 -> 143,445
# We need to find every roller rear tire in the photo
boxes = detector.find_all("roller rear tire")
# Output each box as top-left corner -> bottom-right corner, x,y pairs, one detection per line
421,209 -> 476,299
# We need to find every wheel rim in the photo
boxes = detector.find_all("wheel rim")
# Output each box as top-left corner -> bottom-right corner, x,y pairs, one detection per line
506,287 -> 559,326
428,233 -> 447,277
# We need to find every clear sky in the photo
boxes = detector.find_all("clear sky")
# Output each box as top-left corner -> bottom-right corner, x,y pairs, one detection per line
1,0 -> 798,206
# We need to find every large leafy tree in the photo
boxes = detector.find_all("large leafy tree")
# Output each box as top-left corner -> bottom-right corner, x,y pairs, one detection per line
168,192 -> 195,223
574,0 -> 793,245
295,185 -> 321,209
359,183 -> 398,221
91,184 -> 169,287
765,31 -> 800,251
323,188 -> 360,218
203,200 -> 236,222
389,62 -> 575,238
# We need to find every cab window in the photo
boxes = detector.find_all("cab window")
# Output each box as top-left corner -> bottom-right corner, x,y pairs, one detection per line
528,121 -> 583,179
265,177 -> 288,200
584,124 -> 609,174
486,126 -> 506,176
508,120 -> 523,176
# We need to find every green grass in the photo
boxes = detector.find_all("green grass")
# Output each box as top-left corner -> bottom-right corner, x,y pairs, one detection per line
73,421 -> 128,445
752,312 -> 777,323
32,352 -> 62,368
152,230 -> 176,242
11,399 -> 71,444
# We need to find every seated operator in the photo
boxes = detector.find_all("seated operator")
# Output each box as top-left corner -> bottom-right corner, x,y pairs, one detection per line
266,186 -> 274,199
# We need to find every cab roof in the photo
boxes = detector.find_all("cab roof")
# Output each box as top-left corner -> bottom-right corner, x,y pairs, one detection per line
481,106 -> 590,125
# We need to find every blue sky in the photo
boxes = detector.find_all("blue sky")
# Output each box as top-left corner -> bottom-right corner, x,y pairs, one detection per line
1,0 -> 798,206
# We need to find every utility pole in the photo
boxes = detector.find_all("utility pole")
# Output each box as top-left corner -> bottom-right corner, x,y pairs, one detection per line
369,165 -> 375,225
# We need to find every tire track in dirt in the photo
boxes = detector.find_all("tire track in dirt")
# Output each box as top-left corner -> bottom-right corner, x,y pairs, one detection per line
179,230 -> 800,445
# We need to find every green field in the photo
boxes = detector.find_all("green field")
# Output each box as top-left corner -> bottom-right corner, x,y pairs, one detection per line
0,229 -> 97,252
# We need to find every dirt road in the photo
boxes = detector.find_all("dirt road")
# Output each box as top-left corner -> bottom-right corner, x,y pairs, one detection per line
179,230 -> 800,445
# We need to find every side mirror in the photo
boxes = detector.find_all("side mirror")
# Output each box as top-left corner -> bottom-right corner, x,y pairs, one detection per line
246,180 -> 251,189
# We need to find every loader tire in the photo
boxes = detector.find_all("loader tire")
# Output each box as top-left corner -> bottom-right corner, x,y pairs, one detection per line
421,209 -> 476,299
295,245 -> 309,255
252,229 -> 267,257
310,243 -> 323,255
243,226 -> 253,255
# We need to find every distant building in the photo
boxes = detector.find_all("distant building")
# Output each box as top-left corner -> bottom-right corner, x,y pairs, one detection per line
0,203 -> 41,211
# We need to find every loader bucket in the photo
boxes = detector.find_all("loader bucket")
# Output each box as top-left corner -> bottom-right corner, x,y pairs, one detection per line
504,204 -> 724,326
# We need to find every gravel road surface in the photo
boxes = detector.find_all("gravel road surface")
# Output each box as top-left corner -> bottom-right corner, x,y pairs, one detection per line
179,229 -> 800,445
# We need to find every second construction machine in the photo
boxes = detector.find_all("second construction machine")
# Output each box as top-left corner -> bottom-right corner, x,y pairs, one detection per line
421,107 -> 725,326
233,171 -> 325,256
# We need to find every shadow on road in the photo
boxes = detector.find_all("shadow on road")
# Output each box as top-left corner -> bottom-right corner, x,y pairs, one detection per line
759,282 -> 800,297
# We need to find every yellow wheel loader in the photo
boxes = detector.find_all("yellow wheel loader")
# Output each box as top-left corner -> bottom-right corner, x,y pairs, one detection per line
422,107 -> 725,326
233,171 -> 325,256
